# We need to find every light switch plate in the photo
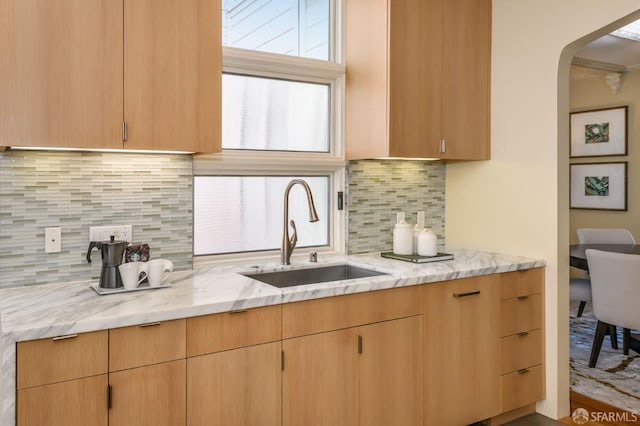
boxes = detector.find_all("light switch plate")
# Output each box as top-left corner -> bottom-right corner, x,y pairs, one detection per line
45,227 -> 62,253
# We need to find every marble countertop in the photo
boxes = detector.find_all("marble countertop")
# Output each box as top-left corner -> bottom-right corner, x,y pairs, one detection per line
0,249 -> 545,425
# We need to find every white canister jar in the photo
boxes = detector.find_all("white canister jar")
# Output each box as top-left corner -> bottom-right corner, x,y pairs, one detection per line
393,222 -> 413,255
417,229 -> 438,257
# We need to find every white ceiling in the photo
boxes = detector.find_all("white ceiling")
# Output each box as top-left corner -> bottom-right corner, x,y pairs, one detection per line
575,34 -> 640,69
571,20 -> 640,81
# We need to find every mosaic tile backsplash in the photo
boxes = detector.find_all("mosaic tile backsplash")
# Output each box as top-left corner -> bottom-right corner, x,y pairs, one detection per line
347,160 -> 445,254
0,152 -> 446,288
0,151 -> 193,288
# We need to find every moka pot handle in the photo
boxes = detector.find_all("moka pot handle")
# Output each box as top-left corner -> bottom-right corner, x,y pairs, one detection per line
86,241 -> 102,264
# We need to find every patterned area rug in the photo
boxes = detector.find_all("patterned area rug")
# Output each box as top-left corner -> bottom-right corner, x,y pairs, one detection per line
570,301 -> 640,414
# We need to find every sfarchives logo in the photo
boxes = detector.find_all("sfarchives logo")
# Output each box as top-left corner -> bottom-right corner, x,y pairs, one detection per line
571,407 -> 640,424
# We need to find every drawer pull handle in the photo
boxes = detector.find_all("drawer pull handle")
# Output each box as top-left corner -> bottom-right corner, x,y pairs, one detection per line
453,290 -> 481,298
52,334 -> 78,341
517,332 -> 529,337
140,322 -> 162,328
517,295 -> 529,301
229,309 -> 248,314
517,368 -> 530,375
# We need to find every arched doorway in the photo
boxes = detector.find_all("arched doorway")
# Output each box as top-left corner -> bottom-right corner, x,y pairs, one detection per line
564,17 -> 640,418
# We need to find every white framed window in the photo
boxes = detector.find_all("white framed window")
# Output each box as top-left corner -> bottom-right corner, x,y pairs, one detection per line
193,0 -> 345,265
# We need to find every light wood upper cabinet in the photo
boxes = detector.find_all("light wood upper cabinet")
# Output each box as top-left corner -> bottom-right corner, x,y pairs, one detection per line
441,0 -> 491,160
423,274 -> 501,425
1,0 -> 221,153
345,0 -> 491,160
1,0 -> 123,149
124,0 -> 220,152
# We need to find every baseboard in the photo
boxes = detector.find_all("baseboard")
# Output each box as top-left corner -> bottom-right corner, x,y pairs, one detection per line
486,404 -> 537,425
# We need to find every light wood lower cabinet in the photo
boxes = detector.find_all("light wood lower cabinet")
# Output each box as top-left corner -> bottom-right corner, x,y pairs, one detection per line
359,316 -> 423,426
16,331 -> 109,426
423,274 -> 501,425
108,320 -> 187,426
15,268 -> 546,425
185,306 -> 282,426
282,328 -> 359,426
187,342 -> 282,426
282,315 -> 423,426
498,268 -> 545,414
17,374 -> 108,426
109,360 -> 186,426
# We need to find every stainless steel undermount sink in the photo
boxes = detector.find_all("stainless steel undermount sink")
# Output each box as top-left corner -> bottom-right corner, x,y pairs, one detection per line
243,264 -> 389,288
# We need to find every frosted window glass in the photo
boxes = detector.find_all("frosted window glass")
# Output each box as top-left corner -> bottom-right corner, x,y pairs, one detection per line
222,74 -> 330,152
222,0 -> 330,60
194,176 -> 329,255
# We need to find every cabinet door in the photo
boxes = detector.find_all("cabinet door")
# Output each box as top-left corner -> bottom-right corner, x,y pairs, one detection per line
423,275 -> 501,425
17,374 -> 108,426
1,0 -> 123,149
109,360 -> 186,426
359,316 -> 423,426
441,0 -> 491,160
282,328 -> 359,426
124,0 -> 220,152
187,342 -> 281,426
388,0 -> 442,158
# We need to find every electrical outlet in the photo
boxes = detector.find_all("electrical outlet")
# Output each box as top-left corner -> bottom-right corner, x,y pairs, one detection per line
45,227 -> 62,253
89,225 -> 133,243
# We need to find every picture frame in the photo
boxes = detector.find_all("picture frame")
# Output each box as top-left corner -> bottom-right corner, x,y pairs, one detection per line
570,106 -> 627,157
570,162 -> 627,211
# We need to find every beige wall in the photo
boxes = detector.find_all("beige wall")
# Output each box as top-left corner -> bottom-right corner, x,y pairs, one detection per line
445,1 -> 640,420
570,69 -> 640,242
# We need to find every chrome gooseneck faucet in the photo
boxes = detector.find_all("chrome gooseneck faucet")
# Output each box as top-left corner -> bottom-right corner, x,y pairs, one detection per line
282,179 -> 319,265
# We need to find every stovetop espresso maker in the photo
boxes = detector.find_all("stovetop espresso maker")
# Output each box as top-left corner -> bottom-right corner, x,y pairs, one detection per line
87,236 -> 129,289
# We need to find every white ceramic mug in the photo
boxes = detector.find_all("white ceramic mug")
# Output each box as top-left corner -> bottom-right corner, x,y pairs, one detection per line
119,261 -> 149,290
147,259 -> 174,287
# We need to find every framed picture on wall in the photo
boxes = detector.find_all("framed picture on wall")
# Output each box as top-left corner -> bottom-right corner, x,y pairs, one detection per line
570,106 -> 628,157
570,162 -> 627,211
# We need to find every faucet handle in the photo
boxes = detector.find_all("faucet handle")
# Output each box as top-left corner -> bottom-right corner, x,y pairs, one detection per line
289,220 -> 298,250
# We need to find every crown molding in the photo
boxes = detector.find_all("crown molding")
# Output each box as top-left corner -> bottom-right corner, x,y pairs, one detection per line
572,56 -> 627,73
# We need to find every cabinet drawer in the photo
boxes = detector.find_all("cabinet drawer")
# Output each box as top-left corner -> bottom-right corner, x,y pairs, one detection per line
500,293 -> 542,337
282,285 -> 422,339
17,330 -> 108,389
501,364 -> 544,412
500,268 -> 543,300
187,305 -> 281,357
500,329 -> 542,374
110,319 -> 186,371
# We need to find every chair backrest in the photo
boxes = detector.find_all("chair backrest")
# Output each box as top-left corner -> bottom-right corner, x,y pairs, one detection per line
577,228 -> 636,244
585,249 -> 640,330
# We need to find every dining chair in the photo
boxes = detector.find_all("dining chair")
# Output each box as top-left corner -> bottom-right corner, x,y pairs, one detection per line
585,249 -> 640,368
571,228 -> 636,317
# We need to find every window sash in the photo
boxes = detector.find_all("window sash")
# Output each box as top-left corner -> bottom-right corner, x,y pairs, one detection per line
191,0 -> 345,264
